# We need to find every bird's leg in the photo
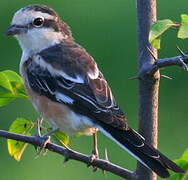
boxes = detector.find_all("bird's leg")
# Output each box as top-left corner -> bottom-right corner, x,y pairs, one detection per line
88,129 -> 99,171
35,117 -> 59,156
88,130 -> 99,171
35,117 -> 47,156
36,117 -> 43,137
91,131 -> 99,161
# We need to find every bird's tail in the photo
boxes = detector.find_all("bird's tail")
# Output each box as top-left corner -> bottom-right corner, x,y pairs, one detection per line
98,123 -> 185,178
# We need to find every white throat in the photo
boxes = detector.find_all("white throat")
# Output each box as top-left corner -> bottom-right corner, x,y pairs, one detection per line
17,28 -> 67,75
16,28 -> 67,54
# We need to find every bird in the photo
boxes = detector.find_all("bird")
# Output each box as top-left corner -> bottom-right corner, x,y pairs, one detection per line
5,4 -> 184,178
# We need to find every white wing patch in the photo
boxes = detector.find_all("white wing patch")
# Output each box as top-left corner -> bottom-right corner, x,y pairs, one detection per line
87,63 -> 99,79
56,92 -> 74,104
34,56 -> 84,83
88,69 -> 99,79
59,70 -> 84,83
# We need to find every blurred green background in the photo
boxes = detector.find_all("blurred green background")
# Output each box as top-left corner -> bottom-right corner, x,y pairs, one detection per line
0,0 -> 187,180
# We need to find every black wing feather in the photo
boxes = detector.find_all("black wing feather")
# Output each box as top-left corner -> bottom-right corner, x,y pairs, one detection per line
26,62 -> 127,129
26,42 -> 128,130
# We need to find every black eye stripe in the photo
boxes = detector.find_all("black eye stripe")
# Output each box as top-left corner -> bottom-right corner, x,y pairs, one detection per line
27,19 -> 71,36
43,19 -> 59,31
28,19 -> 59,32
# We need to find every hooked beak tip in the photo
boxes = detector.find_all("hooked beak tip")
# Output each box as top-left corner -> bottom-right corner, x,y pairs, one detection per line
5,25 -> 17,36
5,25 -> 27,36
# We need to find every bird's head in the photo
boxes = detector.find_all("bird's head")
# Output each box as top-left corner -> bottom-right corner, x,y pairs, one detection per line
5,4 -> 72,53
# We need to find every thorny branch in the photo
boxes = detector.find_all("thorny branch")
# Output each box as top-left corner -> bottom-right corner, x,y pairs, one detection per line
139,53 -> 188,79
0,130 -> 134,180
136,0 -> 159,179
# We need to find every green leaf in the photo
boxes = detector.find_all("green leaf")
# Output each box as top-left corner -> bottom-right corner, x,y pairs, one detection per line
0,70 -> 25,93
53,131 -> 69,146
0,70 -> 27,107
149,19 -> 176,42
11,81 -> 26,95
7,118 -> 34,161
1,70 -> 26,95
178,14 -> 188,39
2,70 -> 23,83
0,92 -> 27,98
150,38 -> 161,49
168,171 -> 184,180
0,72 -> 13,92
181,149 -> 188,162
0,98 -> 15,107
0,91 -> 27,107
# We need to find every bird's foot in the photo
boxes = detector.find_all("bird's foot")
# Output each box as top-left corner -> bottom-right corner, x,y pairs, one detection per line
35,135 -> 51,157
88,149 -> 99,172
35,125 -> 59,158
87,131 -> 99,171
89,149 -> 99,163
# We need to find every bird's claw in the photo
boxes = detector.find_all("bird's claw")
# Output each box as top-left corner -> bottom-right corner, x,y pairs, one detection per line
35,135 -> 51,158
87,150 -> 99,172
89,150 -> 98,163
35,118 -> 59,158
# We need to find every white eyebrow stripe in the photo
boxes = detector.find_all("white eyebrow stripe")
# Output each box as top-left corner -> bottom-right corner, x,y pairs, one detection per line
12,9 -> 55,26
28,10 -> 55,19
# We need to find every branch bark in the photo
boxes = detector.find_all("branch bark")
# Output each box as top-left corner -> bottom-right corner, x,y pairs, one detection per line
136,0 -> 159,180
0,130 -> 133,179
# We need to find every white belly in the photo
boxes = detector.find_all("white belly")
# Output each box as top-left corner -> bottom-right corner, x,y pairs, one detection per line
46,107 -> 96,136
36,95 -> 96,136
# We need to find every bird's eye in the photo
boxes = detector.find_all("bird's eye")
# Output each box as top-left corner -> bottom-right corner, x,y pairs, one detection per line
33,17 -> 44,27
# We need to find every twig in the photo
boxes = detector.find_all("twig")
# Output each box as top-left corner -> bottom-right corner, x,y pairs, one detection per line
140,54 -> 188,77
0,130 -> 134,180
176,45 -> 187,57
161,75 -> 173,80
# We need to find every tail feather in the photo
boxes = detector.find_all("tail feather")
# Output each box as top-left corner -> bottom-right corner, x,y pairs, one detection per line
98,123 -> 185,178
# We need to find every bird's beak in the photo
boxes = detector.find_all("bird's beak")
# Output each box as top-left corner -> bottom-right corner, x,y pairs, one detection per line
5,25 -> 27,36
